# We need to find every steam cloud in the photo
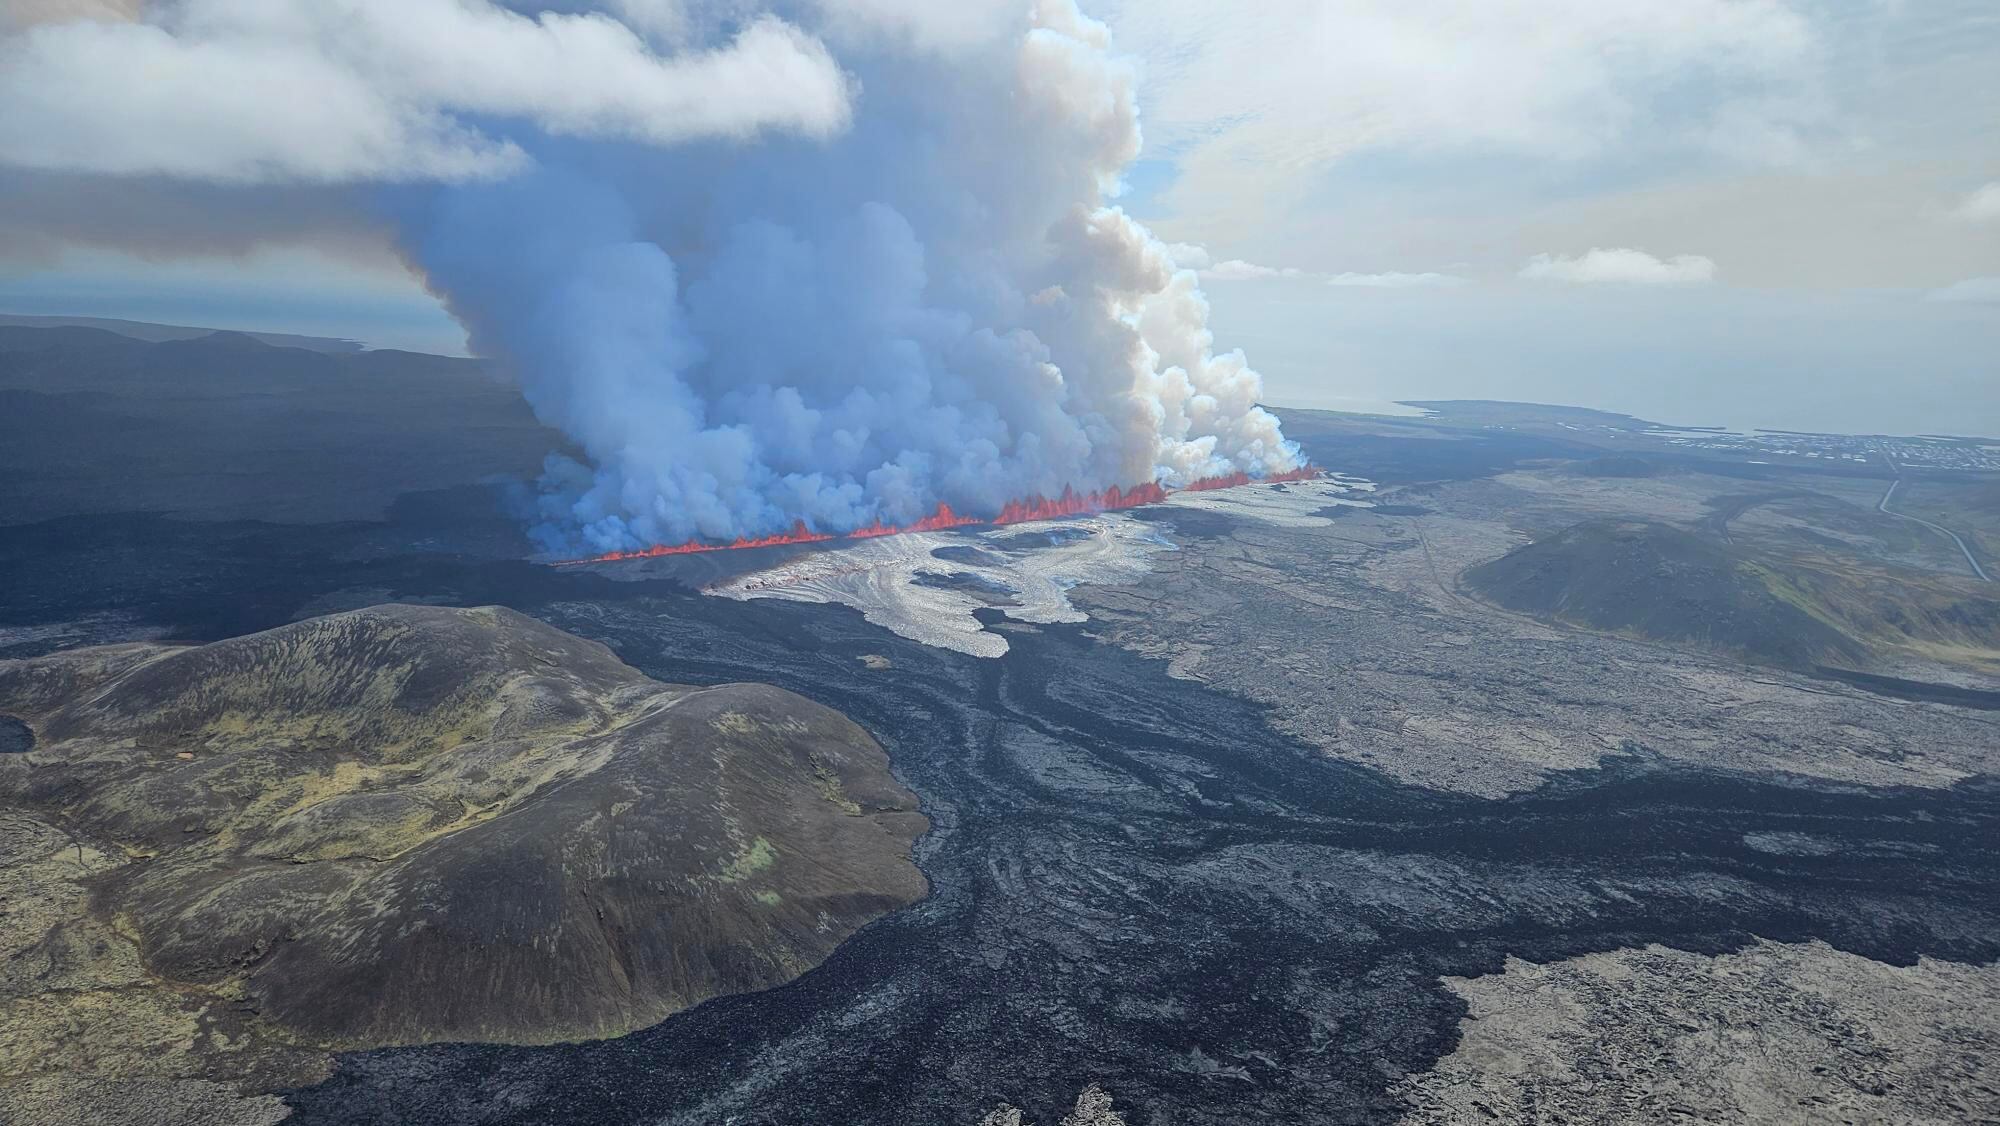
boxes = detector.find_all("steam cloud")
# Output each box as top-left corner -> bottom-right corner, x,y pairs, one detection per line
2,0 -> 1303,552
411,0 -> 1302,552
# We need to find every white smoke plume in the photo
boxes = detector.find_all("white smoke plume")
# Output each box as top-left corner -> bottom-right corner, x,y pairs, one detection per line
0,0 -> 1302,552
433,0 -> 1301,552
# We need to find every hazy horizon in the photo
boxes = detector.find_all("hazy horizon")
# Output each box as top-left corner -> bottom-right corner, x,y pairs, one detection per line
3,290 -> 1988,440
4,0 -> 1995,461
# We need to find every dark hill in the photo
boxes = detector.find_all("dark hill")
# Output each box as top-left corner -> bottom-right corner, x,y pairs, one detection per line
0,605 -> 926,1049
1465,520 -> 1865,668
0,322 -> 561,527
0,313 -> 364,353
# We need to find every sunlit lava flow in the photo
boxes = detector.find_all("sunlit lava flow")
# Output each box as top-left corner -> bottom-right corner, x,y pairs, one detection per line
552,465 -> 1321,566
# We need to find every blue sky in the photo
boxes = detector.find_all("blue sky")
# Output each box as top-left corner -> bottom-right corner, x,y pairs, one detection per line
1097,0 -> 2000,433
2,0 -> 1996,434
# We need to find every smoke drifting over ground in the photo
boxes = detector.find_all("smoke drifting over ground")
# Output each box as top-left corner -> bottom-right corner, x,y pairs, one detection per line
1,1 -> 1301,552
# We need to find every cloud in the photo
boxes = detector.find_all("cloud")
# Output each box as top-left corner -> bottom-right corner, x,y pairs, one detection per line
1170,243 -> 1465,287
1102,0 -> 1827,239
1162,242 -> 1212,270
1204,261 -> 1469,287
1927,277 -> 2000,304
1327,271 -> 1468,289
1519,248 -> 1717,285
1104,3 -> 2000,295
601,0 -> 693,44
0,169 -> 387,267
804,0 -> 1024,51
0,1 -> 851,184
1955,183 -> 2000,223
1203,259 -> 1306,281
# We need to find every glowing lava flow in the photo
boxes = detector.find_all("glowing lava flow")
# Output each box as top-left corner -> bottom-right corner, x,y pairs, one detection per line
553,465 -> 1321,566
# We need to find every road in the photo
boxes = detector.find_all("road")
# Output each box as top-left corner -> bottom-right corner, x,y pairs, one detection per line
1877,468 -> 1991,582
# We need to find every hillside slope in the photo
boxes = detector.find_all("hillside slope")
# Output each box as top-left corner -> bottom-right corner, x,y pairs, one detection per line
1465,520 -> 1866,669
0,605 -> 927,1052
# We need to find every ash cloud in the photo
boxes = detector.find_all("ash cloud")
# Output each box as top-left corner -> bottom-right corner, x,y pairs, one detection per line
2,0 -> 1301,552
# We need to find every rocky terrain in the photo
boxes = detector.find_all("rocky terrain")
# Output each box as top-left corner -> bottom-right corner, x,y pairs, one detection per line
979,1086 -> 1129,1125
0,605 -> 925,1122
0,365 -> 1996,1124
273,577 -> 1998,1126
1069,476 -> 2000,797
1395,940 -> 2000,1124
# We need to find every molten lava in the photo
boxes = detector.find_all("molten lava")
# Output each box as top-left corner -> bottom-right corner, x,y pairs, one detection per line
565,521 -> 836,564
554,465 -> 1321,566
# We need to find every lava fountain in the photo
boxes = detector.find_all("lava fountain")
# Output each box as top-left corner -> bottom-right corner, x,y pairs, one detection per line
552,466 -> 1322,566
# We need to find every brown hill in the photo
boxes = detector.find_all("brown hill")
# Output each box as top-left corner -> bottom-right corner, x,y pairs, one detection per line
1465,520 -> 1866,669
0,605 -> 926,1057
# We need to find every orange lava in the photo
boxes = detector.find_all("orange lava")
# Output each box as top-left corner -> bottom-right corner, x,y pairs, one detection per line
553,464 -> 1320,566
567,521 -> 836,564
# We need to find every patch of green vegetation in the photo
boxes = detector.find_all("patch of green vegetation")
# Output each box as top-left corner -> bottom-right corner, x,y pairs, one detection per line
754,890 -> 783,907
720,836 -> 778,883
811,761 -> 863,815
1736,562 -> 1852,637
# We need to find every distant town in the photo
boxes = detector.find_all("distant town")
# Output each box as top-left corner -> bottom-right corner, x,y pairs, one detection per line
1652,429 -> 2000,473
1409,401 -> 2000,476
